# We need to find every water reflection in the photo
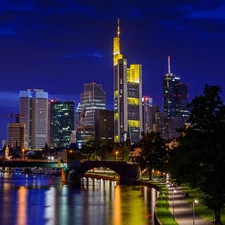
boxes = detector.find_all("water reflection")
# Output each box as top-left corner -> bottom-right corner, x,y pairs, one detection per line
0,174 -> 156,225
17,186 -> 27,225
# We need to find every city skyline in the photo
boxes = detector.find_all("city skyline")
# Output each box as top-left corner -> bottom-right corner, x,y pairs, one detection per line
1,1 -> 225,142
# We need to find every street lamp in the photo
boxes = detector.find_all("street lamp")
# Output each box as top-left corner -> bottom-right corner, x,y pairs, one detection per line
172,189 -> 176,221
193,199 -> 198,225
116,151 -> 118,161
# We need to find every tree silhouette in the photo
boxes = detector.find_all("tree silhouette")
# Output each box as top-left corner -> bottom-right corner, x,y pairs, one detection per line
171,84 -> 225,225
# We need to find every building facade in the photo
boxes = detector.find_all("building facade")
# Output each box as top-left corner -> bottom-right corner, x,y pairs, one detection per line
113,19 -> 142,143
7,123 -> 25,150
80,83 -> 106,126
49,100 -> 74,148
161,56 -> 189,139
76,126 -> 95,149
163,56 -> 180,117
163,56 -> 189,120
19,89 -> 48,149
142,96 -> 153,133
94,109 -> 114,146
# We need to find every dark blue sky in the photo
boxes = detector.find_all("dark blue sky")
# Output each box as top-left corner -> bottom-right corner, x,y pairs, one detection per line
1,0 -> 225,143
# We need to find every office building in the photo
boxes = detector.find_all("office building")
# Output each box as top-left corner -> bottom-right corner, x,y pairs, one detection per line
153,112 -> 181,140
163,56 -> 189,119
74,103 -> 82,131
19,89 -> 48,149
7,123 -> 25,150
113,19 -> 142,143
163,56 -> 180,117
95,109 -> 114,146
142,96 -> 153,133
127,64 -> 142,143
161,56 -> 189,139
76,126 -> 95,149
49,100 -> 74,148
80,83 -> 106,126
178,83 -> 189,124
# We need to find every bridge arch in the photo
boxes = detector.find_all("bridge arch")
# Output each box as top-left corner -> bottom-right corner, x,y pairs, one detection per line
80,161 -> 138,184
81,164 -> 122,181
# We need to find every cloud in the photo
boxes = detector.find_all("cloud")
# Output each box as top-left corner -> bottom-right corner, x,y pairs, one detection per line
81,51 -> 104,58
189,5 -> 225,20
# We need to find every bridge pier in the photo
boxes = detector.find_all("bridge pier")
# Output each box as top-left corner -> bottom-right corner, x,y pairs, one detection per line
61,168 -> 67,184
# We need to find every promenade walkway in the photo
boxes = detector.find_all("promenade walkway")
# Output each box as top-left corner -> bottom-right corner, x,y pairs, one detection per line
167,186 -> 213,225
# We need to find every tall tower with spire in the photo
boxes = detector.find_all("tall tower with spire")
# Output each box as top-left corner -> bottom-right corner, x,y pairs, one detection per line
113,19 -> 142,143
163,56 -> 180,117
113,18 -> 128,143
162,56 -> 189,139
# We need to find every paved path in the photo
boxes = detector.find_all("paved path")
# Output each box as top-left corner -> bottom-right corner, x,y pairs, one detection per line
167,186 -> 213,225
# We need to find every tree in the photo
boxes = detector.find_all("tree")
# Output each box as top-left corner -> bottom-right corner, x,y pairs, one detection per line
111,142 -> 131,161
171,84 -> 225,225
137,131 -> 167,180
82,139 -> 103,160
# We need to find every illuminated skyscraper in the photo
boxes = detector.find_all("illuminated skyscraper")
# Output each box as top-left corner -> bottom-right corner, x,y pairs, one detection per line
113,19 -> 142,143
178,83 -> 189,124
49,100 -> 74,148
80,82 -> 106,126
161,56 -> 189,139
163,56 -> 180,117
127,64 -> 142,143
19,89 -> 48,149
74,103 -> 82,131
142,96 -> 153,133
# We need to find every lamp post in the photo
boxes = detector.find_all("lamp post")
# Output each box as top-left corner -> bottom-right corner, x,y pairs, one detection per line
193,199 -> 198,225
172,189 -> 176,221
116,151 -> 118,161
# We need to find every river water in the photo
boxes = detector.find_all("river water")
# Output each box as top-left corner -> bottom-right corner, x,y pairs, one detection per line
0,172 -> 157,225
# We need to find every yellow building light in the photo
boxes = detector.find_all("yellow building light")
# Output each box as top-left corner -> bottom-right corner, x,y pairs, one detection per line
128,120 -> 140,128
114,90 -> 118,98
127,97 -> 139,105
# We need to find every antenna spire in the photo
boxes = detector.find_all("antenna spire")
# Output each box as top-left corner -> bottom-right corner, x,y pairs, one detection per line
117,18 -> 120,38
168,56 -> 171,74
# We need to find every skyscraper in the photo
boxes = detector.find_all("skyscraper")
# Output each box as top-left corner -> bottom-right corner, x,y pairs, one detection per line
80,83 -> 106,126
161,56 -> 189,139
19,89 -> 48,149
74,103 -> 82,131
113,19 -> 142,143
94,109 -> 114,146
178,83 -> 189,124
49,100 -> 74,148
163,56 -> 180,117
142,96 -> 153,133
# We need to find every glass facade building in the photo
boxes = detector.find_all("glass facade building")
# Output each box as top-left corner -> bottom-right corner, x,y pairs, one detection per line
49,100 -> 74,148
19,89 -> 48,149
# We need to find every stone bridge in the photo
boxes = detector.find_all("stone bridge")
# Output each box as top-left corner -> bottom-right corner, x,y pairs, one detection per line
67,160 -> 138,185
0,159 -> 139,185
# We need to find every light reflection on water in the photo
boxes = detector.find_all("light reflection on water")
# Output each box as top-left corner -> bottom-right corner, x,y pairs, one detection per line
0,173 -> 156,225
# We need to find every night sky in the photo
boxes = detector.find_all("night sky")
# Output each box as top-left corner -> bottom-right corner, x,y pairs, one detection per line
1,0 -> 225,143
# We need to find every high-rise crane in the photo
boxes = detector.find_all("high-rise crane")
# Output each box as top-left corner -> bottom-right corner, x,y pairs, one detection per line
0,113 -> 24,147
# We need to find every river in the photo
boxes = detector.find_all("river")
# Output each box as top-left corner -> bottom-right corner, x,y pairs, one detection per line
0,172 -> 157,225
